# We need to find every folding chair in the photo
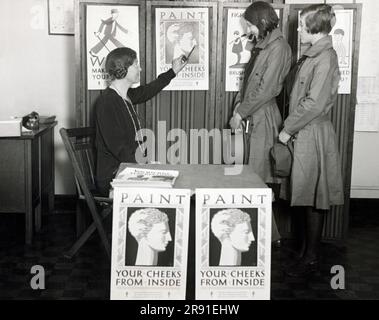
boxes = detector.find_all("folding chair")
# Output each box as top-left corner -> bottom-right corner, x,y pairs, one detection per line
60,127 -> 112,259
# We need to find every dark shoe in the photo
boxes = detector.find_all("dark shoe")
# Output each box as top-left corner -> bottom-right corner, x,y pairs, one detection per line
284,259 -> 319,277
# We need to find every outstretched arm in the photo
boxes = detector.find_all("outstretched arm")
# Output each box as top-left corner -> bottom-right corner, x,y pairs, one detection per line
128,56 -> 187,104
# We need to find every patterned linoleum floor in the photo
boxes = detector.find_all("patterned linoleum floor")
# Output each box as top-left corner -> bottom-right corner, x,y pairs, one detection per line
0,200 -> 378,300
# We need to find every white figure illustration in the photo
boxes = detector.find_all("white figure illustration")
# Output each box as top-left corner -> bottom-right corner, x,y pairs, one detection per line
128,208 -> 172,266
211,208 -> 255,266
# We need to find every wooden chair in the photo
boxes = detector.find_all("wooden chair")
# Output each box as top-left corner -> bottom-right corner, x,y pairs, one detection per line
60,127 -> 112,259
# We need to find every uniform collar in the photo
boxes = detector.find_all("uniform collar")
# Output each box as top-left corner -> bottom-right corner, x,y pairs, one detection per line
256,28 -> 283,49
304,35 -> 333,57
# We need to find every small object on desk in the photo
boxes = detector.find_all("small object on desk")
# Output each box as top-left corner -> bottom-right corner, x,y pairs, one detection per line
22,111 -> 39,130
0,118 -> 21,137
39,115 -> 56,124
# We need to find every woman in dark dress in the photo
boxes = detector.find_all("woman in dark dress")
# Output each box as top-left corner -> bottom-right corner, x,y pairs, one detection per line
94,47 -> 187,195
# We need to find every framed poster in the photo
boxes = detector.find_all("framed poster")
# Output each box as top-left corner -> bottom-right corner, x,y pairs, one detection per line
155,7 -> 209,91
48,0 -> 74,35
110,187 -> 191,300
225,9 -> 280,92
86,5 -> 140,90
331,9 -> 353,94
196,188 -> 272,300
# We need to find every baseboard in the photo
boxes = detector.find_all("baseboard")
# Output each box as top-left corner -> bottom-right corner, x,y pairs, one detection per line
350,186 -> 379,198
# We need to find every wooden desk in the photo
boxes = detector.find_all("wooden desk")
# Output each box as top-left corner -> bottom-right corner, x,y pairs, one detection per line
117,163 -> 267,190
117,163 -> 268,299
0,122 -> 56,244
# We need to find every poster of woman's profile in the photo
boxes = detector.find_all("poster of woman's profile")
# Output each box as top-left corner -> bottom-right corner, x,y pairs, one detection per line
209,207 -> 258,267
111,188 -> 190,300
155,7 -> 209,90
165,22 -> 199,64
124,207 -> 176,267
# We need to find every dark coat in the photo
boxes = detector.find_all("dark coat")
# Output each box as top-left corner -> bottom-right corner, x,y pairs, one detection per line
95,69 -> 176,195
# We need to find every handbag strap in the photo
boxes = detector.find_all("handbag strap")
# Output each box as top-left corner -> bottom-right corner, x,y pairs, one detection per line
286,138 -> 294,157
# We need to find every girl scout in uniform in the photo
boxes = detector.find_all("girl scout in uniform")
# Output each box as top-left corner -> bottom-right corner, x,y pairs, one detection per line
229,1 -> 292,244
279,4 -> 344,276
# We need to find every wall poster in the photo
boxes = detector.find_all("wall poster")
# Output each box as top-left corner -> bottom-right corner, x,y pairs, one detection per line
86,5 -> 140,90
225,9 -> 280,92
155,7 -> 209,90
298,9 -> 353,94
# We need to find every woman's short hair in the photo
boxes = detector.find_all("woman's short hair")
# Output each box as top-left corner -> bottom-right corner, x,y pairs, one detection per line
211,209 -> 251,242
128,208 -> 168,242
300,4 -> 336,35
243,1 -> 279,39
105,47 -> 137,80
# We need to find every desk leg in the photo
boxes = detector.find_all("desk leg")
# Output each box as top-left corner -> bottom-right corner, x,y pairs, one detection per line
25,207 -> 33,245
49,127 -> 55,214
35,202 -> 42,232
25,140 -> 33,245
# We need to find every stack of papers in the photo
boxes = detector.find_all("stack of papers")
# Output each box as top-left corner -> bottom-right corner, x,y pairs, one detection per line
111,167 -> 179,188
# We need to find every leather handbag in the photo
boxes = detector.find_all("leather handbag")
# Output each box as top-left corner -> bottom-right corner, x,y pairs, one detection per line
270,140 -> 294,177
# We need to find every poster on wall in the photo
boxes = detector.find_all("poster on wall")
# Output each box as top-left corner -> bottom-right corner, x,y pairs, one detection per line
225,9 -> 280,92
331,9 -> 353,94
155,7 -> 209,91
298,9 -> 353,94
48,0 -> 74,35
86,5 -> 139,90
195,188 -> 272,300
110,187 -> 190,300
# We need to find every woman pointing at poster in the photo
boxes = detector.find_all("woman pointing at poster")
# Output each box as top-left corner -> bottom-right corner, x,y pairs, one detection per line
94,47 -> 187,196
229,1 -> 292,243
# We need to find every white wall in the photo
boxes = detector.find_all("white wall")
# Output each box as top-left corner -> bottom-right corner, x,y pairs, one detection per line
0,0 -> 76,194
350,0 -> 379,198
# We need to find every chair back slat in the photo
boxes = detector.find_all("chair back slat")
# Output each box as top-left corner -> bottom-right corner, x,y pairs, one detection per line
60,127 -> 97,197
